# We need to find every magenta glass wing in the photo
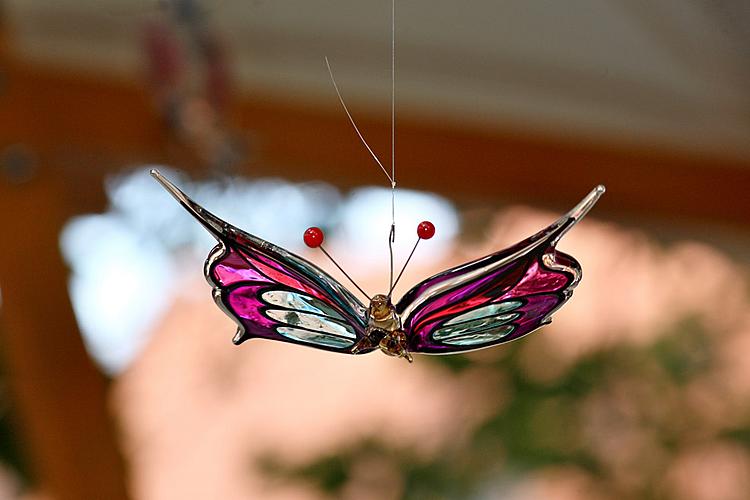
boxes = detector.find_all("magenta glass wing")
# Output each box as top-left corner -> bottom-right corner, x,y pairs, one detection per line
152,170 -> 374,354
396,186 -> 605,354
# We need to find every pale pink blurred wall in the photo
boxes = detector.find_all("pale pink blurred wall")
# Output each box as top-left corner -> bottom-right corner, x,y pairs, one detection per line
114,206 -> 750,499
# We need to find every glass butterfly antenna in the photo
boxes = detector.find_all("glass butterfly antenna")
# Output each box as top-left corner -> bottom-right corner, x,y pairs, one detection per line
151,0 -> 606,362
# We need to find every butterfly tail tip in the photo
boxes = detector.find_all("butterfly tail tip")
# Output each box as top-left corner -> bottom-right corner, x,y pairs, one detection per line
232,329 -> 249,345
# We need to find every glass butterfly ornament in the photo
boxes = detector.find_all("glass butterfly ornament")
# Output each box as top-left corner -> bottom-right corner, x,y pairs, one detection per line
151,169 -> 604,363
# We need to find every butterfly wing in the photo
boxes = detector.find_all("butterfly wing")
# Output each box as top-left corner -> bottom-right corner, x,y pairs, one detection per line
397,186 -> 604,354
152,170 -> 374,354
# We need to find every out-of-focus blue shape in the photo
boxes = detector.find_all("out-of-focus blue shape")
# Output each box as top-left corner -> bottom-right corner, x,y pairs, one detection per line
60,213 -> 174,375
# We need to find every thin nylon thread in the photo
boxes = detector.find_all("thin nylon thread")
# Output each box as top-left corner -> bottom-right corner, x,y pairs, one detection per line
324,1 -> 400,295
391,0 -> 396,229
324,57 -> 392,184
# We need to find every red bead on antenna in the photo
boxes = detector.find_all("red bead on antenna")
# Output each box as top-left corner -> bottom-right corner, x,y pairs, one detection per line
304,227 -> 325,248
417,221 -> 435,240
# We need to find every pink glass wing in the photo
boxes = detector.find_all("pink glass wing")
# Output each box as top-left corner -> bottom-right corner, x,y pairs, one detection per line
152,170 -> 374,354
397,186 -> 604,354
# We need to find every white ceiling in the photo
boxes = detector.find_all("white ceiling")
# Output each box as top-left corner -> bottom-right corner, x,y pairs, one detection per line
6,0 -> 750,159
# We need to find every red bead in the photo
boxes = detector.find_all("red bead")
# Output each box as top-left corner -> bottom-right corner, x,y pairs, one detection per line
303,227 -> 325,248
417,221 -> 435,239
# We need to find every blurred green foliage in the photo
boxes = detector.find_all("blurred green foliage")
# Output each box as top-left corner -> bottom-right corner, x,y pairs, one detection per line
258,316 -> 750,499
0,335 -> 31,488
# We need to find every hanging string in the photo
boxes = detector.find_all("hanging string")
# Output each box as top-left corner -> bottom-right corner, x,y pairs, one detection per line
387,0 -> 398,292
388,223 -> 396,292
391,0 -> 396,227
324,57 -> 392,184
325,1 -> 399,294
389,237 -> 420,297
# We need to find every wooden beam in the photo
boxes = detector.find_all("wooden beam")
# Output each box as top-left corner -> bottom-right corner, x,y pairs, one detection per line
1,58 -> 748,227
235,98 -> 750,228
0,174 -> 130,500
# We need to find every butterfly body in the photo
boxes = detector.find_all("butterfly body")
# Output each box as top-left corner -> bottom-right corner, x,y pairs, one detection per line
151,170 -> 604,363
354,294 -> 413,362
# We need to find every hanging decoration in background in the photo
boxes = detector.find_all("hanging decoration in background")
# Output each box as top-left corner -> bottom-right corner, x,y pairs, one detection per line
143,0 -> 243,173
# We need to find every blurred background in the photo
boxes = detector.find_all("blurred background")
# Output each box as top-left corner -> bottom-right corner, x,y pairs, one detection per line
1,1 -> 749,499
